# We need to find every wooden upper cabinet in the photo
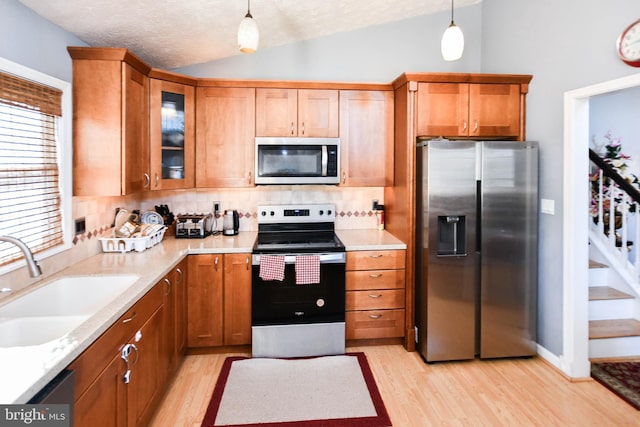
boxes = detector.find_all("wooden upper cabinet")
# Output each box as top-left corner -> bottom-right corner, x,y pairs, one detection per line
195,87 -> 256,187
68,47 -> 150,196
149,79 -> 195,190
339,90 -> 394,186
256,88 -> 339,137
416,82 -> 521,139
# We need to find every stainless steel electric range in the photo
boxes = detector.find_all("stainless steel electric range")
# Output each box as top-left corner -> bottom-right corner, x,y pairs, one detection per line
251,204 -> 346,358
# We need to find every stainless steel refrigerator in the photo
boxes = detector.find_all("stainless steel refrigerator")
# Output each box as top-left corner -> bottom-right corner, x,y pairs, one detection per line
415,139 -> 538,362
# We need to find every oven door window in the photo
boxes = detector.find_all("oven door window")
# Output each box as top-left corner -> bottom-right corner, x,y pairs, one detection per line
258,145 -> 324,177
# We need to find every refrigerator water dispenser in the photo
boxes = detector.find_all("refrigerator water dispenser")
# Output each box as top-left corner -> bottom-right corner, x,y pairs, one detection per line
437,215 -> 466,256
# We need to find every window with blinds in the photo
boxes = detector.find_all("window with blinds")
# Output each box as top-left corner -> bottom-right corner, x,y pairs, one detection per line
0,71 -> 64,267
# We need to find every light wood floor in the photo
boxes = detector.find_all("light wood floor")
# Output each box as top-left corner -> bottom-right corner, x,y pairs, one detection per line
149,345 -> 640,426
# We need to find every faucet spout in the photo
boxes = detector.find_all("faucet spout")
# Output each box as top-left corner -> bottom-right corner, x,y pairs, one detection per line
0,236 -> 42,278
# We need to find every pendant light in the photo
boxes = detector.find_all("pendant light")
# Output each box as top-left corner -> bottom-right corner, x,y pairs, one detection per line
238,0 -> 259,53
441,0 -> 464,61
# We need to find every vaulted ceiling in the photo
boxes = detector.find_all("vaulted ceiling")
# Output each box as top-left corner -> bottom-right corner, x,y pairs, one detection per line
19,0 -> 481,69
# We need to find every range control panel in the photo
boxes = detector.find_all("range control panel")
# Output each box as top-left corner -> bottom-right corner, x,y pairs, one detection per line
257,204 -> 336,224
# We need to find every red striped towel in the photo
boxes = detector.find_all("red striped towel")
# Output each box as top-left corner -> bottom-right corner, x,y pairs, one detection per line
259,255 -> 285,281
295,255 -> 320,285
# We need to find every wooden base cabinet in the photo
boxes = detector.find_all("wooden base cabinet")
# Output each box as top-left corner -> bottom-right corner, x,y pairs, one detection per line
345,250 -> 406,340
70,283 -> 164,427
187,254 -> 223,347
187,253 -> 252,348
223,253 -> 252,345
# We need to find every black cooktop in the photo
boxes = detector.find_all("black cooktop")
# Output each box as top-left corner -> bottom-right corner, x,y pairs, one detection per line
253,231 -> 345,253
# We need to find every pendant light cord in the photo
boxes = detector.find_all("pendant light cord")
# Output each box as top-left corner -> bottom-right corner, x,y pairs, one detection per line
450,0 -> 455,25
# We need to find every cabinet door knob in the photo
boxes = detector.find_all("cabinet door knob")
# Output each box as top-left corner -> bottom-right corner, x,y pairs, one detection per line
155,173 -> 159,187
369,273 -> 382,278
290,122 -> 294,135
144,173 -> 150,188
246,256 -> 250,270
474,120 -> 478,132
214,257 -> 219,271
301,122 -> 305,135
164,278 -> 171,295
463,120 -> 467,132
368,314 -> 382,319
368,294 -> 383,298
176,268 -> 184,284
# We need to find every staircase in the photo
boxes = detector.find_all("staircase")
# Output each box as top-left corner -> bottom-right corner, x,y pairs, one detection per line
588,259 -> 640,359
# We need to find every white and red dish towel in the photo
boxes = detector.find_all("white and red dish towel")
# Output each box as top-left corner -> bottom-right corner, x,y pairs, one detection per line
294,255 -> 320,285
258,255 -> 285,281
258,255 -> 320,285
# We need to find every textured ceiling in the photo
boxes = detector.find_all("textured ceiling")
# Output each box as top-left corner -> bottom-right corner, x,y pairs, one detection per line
19,0 -> 481,69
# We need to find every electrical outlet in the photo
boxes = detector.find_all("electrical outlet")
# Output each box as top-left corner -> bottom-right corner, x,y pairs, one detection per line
213,201 -> 220,216
75,217 -> 86,236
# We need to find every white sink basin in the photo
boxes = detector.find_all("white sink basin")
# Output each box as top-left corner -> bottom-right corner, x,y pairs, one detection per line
0,274 -> 139,347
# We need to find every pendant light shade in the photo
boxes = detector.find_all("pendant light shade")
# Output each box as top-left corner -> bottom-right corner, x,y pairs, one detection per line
441,0 -> 464,61
238,0 -> 259,53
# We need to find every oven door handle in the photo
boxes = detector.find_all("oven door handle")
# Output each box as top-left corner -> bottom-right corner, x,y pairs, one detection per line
252,253 -> 346,265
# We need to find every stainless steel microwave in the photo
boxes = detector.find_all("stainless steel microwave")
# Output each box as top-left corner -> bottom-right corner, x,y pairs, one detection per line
255,137 -> 340,185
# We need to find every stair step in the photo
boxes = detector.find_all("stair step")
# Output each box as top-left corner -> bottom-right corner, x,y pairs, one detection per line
589,286 -> 634,301
588,260 -> 610,287
589,319 -> 640,339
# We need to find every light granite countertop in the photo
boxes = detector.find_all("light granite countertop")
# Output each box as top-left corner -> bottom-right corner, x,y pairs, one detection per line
0,229 -> 405,404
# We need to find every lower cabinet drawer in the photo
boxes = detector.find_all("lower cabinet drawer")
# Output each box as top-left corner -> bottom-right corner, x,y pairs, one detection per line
346,309 -> 405,340
346,269 -> 405,290
346,289 -> 405,311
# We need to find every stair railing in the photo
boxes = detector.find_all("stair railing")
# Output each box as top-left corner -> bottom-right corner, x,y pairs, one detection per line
589,148 -> 640,274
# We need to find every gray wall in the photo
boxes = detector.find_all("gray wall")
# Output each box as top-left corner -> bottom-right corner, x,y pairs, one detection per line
481,0 -> 640,354
0,0 -> 86,82
174,5 -> 483,81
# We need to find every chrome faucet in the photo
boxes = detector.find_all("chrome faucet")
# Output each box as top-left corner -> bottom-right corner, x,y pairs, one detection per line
0,236 -> 42,278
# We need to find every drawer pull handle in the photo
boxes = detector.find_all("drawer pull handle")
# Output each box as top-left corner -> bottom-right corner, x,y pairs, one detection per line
122,311 -> 137,324
368,294 -> 383,298
369,273 -> 382,278
368,314 -> 383,319
368,254 -> 383,258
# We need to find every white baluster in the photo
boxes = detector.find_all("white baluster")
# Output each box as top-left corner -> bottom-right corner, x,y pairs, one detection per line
621,192 -> 629,262
608,185 -> 616,249
598,170 -> 604,234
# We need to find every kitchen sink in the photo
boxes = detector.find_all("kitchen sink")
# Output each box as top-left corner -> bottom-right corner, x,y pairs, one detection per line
0,274 -> 139,347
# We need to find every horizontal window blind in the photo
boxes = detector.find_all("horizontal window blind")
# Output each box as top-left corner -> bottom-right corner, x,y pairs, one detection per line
0,71 -> 63,266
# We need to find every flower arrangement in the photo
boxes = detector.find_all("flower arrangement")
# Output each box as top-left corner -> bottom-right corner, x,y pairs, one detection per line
590,131 -> 640,221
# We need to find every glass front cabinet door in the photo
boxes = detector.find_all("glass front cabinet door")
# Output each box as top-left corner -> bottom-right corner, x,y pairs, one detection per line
149,79 -> 195,190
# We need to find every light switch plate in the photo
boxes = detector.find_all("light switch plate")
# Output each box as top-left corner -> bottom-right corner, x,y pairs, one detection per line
541,198 -> 555,215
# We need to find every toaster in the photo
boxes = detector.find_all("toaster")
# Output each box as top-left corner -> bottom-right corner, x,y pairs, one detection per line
175,213 -> 213,238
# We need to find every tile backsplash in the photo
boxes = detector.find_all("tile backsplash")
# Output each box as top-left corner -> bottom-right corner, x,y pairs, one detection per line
0,186 -> 384,292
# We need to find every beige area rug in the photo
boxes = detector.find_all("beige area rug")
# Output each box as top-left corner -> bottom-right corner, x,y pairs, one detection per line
201,352 -> 392,427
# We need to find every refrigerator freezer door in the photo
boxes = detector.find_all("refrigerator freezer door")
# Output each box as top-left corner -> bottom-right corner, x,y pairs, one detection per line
480,141 -> 538,358
417,140 -> 478,362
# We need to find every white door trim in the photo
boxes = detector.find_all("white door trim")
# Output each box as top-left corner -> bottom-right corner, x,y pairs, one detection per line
563,73 -> 640,378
